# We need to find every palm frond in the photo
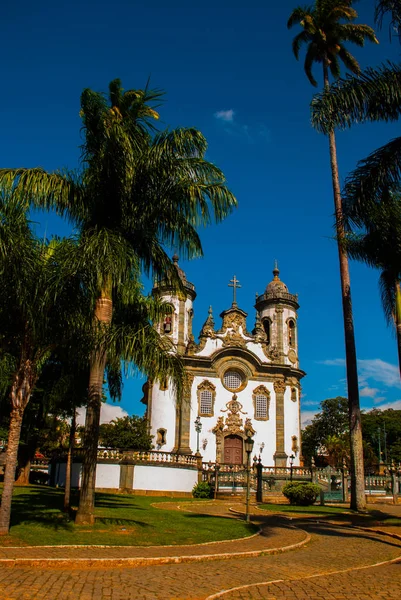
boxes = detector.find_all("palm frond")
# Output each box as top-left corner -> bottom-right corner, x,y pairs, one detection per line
342,137 -> 401,224
311,62 -> 401,133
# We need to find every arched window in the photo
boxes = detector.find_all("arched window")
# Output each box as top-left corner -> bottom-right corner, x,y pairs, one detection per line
163,305 -> 175,335
252,385 -> 270,421
291,387 -> 297,402
262,318 -> 271,344
157,428 -> 167,446
288,319 -> 296,347
197,380 -> 216,416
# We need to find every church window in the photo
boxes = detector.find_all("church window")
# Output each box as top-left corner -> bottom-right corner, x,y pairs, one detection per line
255,395 -> 268,419
200,390 -> 213,415
291,387 -> 297,402
223,370 -> 243,391
163,305 -> 175,335
288,319 -> 296,347
197,380 -> 216,416
156,428 -> 167,446
252,385 -> 270,421
262,318 -> 271,344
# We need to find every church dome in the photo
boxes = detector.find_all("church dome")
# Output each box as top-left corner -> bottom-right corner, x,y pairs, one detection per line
265,265 -> 288,294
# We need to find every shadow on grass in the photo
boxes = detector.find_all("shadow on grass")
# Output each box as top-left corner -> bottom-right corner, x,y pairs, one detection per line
95,517 -> 151,528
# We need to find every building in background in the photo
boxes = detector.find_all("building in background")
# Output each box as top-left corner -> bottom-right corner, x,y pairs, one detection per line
144,257 -> 305,469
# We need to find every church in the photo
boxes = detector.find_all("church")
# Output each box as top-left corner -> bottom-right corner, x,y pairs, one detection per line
144,256 -> 305,469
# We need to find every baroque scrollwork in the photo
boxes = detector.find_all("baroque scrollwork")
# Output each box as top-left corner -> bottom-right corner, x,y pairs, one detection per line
273,379 -> 287,394
183,373 -> 194,400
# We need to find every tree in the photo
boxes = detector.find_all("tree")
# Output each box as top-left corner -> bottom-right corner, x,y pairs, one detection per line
344,197 -> 401,379
0,79 -> 237,524
288,0 -> 378,510
302,397 -> 349,465
99,416 -> 152,450
0,199 -> 91,535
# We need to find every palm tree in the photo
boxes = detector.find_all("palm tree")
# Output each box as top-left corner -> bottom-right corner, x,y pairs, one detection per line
0,79 -> 237,524
310,2 -> 401,221
344,197 -> 401,379
288,0 -> 378,511
0,200 -> 91,535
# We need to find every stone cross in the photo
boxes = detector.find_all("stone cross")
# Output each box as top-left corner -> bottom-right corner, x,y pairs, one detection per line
228,275 -> 241,307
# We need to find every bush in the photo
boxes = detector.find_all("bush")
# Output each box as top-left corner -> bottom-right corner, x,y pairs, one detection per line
282,482 -> 320,506
192,481 -> 213,498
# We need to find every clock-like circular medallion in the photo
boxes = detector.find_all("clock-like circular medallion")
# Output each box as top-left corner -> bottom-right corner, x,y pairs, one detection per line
288,349 -> 297,364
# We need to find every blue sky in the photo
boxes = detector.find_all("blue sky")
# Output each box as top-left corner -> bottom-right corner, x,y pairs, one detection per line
3,0 -> 401,425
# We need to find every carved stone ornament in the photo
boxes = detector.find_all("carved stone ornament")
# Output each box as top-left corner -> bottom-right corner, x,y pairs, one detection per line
200,306 -> 215,339
183,373 -> 194,400
212,416 -> 225,433
222,330 -> 247,348
263,344 -> 280,362
273,379 -> 287,394
222,311 -> 246,332
244,418 -> 256,437
221,394 -> 247,416
288,348 -> 297,364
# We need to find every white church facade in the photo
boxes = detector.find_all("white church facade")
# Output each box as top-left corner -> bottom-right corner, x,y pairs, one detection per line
144,257 -> 305,470
52,259 -> 305,494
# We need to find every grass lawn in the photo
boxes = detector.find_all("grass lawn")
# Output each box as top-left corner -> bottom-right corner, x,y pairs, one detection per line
0,485 -> 257,546
258,503 -> 352,516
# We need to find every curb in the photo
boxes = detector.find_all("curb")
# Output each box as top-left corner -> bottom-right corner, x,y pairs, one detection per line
0,530 -> 311,569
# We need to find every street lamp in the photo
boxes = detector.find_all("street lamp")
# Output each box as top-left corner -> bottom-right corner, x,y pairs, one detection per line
194,416 -> 202,455
289,454 -> 295,482
245,435 -> 254,522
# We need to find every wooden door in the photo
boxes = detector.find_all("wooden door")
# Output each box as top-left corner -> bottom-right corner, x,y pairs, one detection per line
224,435 -> 243,464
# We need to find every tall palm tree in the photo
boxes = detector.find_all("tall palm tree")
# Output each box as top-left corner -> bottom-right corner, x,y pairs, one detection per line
311,2 -> 401,220
288,0 -> 378,511
0,79 -> 237,524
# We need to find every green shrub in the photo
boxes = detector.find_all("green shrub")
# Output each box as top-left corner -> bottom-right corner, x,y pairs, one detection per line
282,482 -> 320,506
192,481 -> 212,498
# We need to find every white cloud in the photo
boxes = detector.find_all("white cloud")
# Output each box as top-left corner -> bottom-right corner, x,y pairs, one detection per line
76,403 -> 129,426
320,359 -> 346,367
373,399 -> 401,410
320,358 -> 401,390
359,359 -> 401,389
214,109 -> 235,122
360,387 -> 380,398
301,410 -> 317,427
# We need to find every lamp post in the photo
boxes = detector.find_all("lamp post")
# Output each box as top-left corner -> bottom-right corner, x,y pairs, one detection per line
194,416 -> 202,455
245,435 -> 254,522
289,454 -> 295,482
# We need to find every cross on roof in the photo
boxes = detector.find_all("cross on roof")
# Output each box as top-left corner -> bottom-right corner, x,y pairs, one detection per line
228,275 -> 241,307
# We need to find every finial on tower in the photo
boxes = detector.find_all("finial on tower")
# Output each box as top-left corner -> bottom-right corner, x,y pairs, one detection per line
172,253 -> 179,264
273,260 -> 279,280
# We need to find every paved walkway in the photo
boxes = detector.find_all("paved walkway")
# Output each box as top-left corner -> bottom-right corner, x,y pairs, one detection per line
0,502 -> 400,599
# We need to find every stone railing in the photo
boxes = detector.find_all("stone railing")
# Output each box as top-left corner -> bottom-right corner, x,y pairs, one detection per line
71,448 -> 198,467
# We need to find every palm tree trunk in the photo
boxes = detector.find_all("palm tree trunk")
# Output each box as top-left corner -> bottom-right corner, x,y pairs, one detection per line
395,282 -> 401,379
75,290 -> 112,525
63,408 -> 76,512
0,364 -> 35,535
324,62 -> 366,512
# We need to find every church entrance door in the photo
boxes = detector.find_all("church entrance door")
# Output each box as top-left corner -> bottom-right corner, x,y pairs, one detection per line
224,435 -> 243,465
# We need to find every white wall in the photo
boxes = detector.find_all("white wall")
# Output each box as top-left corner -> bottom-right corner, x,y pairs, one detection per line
133,465 -> 197,492
95,463 -> 120,489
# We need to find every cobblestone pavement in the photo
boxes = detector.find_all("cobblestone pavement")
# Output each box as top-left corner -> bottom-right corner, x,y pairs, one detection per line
0,504 -> 400,599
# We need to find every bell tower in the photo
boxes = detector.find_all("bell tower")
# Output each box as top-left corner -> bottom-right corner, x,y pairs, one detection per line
255,263 -> 299,368
152,254 -> 196,355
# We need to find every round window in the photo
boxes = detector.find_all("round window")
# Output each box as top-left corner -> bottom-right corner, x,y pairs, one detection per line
223,370 -> 244,391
